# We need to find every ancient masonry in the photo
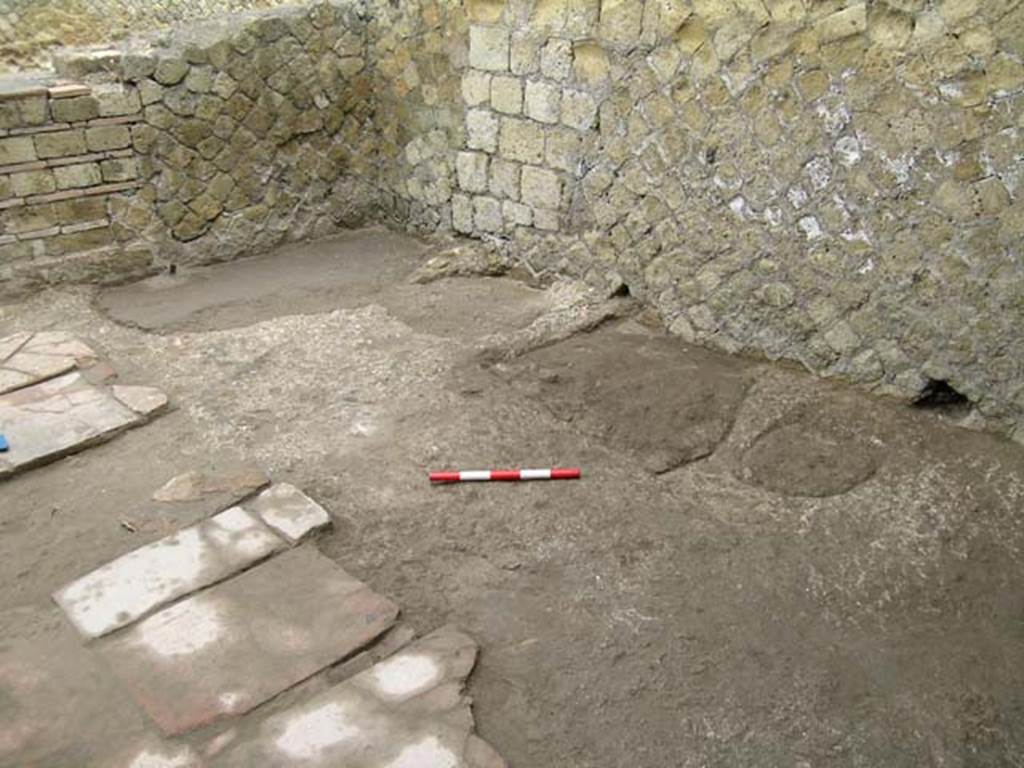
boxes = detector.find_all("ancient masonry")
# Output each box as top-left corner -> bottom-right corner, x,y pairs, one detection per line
0,0 -> 1022,440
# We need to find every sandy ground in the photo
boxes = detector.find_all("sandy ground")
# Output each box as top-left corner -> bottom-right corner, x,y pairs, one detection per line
2,228 -> 1023,767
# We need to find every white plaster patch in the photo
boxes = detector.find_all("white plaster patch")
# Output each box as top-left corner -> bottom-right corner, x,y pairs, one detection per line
54,506 -> 283,638
728,196 -> 747,219
274,701 -> 358,759
798,216 -> 824,240
882,153 -> 914,184
388,736 -> 459,768
804,156 -> 833,190
136,598 -> 224,658
787,186 -> 808,210
218,691 -> 245,713
372,654 -> 441,699
128,746 -> 200,768
834,135 -> 861,166
816,101 -> 850,136
938,81 -> 963,101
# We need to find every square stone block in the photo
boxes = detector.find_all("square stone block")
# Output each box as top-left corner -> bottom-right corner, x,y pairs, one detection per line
521,166 -> 562,209
245,483 -> 332,545
469,25 -> 510,72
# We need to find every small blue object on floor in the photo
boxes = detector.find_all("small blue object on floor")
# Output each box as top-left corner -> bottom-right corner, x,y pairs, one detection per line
0,434 -> 8,452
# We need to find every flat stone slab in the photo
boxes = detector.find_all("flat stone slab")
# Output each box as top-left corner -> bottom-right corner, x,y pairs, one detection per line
0,631 -> 154,767
101,548 -> 399,736
0,331 -> 98,395
245,483 -> 332,544
0,371 -> 168,480
214,626 -> 506,768
54,505 -> 286,639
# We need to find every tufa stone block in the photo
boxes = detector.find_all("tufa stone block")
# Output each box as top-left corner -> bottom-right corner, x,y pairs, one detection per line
85,124 -> 132,152
474,195 -> 503,232
54,162 -> 103,190
94,84 -> 141,117
499,118 -> 546,164
503,199 -> 532,227
0,136 -> 37,164
511,31 -> 541,75
491,75 -> 524,114
541,38 -> 574,80
489,158 -> 521,199
34,130 -> 86,159
100,158 -> 138,183
469,25 -> 511,71
10,170 -> 56,197
154,57 -> 190,86
561,88 -> 598,130
462,70 -> 493,106
457,151 -> 490,193
816,3 -> 867,43
466,108 -> 500,152
50,95 -> 100,122
521,165 -> 562,208
525,80 -> 561,124
452,193 -> 474,233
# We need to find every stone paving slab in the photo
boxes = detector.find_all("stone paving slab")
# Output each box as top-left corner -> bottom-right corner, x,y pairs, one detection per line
245,483 -> 332,545
214,626 -> 506,768
0,630 -> 154,767
54,505 -> 286,639
0,330 -> 98,395
100,548 -> 399,736
0,370 -> 167,480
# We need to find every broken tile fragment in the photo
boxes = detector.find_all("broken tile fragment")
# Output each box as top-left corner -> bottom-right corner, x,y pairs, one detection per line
101,548 -> 399,736
245,483 -> 332,544
213,625 -> 506,768
112,385 -> 169,416
53,506 -> 285,639
152,467 -> 270,503
0,371 -> 166,480
0,331 -> 98,395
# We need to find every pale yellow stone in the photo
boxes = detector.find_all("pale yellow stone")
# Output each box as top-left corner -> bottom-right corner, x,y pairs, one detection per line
765,0 -> 807,22
573,41 -> 610,83
468,0 -> 507,23
676,16 -> 709,54
600,0 -> 644,44
816,3 -> 867,43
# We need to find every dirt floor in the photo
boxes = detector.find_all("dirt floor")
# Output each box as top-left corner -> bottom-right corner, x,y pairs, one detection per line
2,227 -> 1024,767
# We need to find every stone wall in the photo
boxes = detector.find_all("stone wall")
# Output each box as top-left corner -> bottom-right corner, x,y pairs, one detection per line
0,0 -> 1022,440
0,0 -> 297,73
0,79 -> 149,284
0,1 -> 377,289
431,0 -> 1024,441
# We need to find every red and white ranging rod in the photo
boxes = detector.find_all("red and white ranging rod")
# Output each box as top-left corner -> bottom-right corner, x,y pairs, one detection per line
429,468 -> 582,484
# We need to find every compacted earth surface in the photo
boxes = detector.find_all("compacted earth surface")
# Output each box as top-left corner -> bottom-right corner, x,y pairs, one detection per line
2,228 -> 1023,767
